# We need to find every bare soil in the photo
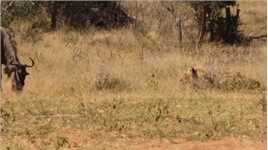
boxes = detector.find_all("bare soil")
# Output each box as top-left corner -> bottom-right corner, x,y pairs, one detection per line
59,129 -> 266,150
2,128 -> 265,150
128,138 -> 265,150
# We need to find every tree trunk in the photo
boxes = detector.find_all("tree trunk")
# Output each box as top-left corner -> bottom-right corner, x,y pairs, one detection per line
50,2 -> 58,30
176,17 -> 182,43
197,6 -> 207,46
224,7 -> 232,42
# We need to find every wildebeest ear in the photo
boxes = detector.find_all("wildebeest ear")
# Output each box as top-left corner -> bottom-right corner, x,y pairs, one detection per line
4,67 -> 13,77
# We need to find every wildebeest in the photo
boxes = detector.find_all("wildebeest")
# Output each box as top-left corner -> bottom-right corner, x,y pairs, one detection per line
0,27 -> 34,91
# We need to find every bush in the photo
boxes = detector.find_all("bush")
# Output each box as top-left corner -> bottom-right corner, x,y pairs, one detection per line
1,1 -> 42,27
59,1 -> 134,29
94,72 -> 128,91
1,1 -> 134,30
189,1 -> 241,44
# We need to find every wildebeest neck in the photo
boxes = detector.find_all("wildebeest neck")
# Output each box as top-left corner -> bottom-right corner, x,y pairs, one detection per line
1,27 -> 21,67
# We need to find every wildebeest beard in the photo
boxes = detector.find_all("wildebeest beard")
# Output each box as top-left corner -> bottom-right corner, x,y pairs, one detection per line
11,65 -> 29,91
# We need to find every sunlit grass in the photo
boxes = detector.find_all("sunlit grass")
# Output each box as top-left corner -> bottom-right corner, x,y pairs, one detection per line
1,1 -> 266,149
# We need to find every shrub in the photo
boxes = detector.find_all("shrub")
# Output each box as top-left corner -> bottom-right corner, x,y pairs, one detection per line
189,1 -> 241,44
94,72 -> 128,91
1,1 -> 42,27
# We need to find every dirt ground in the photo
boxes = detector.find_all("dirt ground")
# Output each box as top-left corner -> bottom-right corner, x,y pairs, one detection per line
82,137 -> 266,150
127,138 -> 266,150
60,129 -> 266,150
67,136 -> 266,150
2,128 -> 265,150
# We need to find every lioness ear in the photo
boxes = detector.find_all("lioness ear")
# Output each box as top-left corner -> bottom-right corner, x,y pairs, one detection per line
191,67 -> 198,79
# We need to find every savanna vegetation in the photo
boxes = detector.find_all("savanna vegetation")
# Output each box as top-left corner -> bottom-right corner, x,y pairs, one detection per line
0,1 -> 266,149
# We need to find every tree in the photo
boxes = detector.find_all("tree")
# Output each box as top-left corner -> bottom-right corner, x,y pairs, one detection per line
1,1 -> 41,27
1,1 -> 134,30
46,1 -> 134,29
190,1 -> 240,44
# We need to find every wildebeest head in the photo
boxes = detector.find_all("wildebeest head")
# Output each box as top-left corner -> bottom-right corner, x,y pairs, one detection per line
5,57 -> 35,91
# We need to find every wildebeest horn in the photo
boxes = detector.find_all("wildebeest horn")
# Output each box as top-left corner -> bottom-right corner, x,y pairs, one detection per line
25,57 -> 35,68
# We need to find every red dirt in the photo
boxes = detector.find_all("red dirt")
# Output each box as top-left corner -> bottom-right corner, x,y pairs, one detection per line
1,128 -> 265,150
128,138 -> 265,150
58,128 -> 267,150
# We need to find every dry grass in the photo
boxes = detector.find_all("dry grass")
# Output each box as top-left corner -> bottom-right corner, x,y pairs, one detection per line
1,1 -> 266,149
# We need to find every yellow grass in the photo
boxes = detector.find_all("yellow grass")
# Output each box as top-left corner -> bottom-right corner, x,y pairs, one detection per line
1,1 -> 266,149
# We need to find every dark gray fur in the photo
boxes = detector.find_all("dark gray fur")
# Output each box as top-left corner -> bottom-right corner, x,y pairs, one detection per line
1,27 -> 34,91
